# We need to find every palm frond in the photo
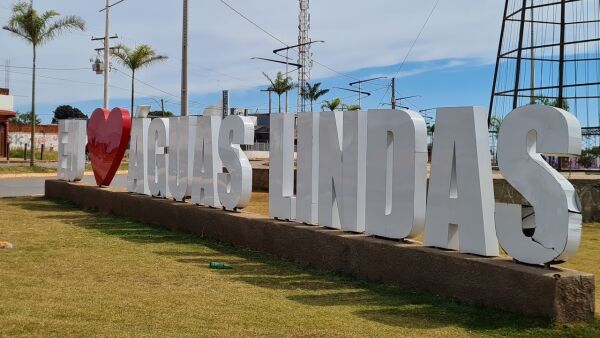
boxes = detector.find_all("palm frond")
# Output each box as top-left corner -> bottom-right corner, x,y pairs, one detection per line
40,15 -> 85,44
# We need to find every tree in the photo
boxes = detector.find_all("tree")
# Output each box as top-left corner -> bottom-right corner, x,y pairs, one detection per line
489,116 -> 504,133
301,82 -> 329,112
344,104 -> 361,111
148,110 -> 174,118
263,72 -> 295,113
52,105 -> 87,123
111,44 -> 168,115
3,2 -> 85,166
321,98 -> 342,112
10,112 -> 42,126
535,95 -> 570,111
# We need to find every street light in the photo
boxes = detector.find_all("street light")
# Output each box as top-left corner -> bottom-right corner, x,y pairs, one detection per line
251,57 -> 302,113
349,76 -> 387,108
333,87 -> 372,109
272,40 -> 324,113
250,57 -> 303,70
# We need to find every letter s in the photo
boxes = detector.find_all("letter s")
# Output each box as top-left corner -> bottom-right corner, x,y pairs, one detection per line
495,105 -> 582,265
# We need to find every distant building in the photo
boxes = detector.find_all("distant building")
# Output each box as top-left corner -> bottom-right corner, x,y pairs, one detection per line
8,124 -> 59,151
248,113 -> 270,144
0,88 -> 17,157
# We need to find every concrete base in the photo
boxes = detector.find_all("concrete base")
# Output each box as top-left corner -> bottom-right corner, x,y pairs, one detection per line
45,180 -> 595,323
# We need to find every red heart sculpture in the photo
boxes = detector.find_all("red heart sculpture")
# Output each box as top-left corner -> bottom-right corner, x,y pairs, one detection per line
87,107 -> 131,186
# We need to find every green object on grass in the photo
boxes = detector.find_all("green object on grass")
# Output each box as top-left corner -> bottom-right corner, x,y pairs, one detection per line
209,262 -> 232,270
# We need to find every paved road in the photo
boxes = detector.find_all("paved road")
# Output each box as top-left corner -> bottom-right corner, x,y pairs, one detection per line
0,174 -> 127,198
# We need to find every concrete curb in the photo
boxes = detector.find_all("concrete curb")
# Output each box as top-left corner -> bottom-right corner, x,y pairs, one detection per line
45,179 -> 596,323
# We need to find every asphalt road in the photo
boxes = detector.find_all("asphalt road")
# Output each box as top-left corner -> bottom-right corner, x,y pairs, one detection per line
0,174 -> 127,198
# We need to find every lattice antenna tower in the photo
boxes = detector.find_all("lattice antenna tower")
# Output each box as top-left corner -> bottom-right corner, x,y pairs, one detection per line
489,0 -> 600,147
298,0 -> 312,112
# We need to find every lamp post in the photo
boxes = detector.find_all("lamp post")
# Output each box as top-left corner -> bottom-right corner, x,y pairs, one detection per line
251,57 -> 302,113
333,87 -> 372,109
349,77 -> 387,108
181,0 -> 189,116
272,40 -> 324,113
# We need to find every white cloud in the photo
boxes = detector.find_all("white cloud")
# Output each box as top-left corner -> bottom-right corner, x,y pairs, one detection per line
0,0 -> 504,107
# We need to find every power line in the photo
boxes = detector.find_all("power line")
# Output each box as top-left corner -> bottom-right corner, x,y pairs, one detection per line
218,0 -> 288,46
378,0 -> 441,106
0,65 -> 89,71
112,67 -> 204,107
217,0 -> 358,81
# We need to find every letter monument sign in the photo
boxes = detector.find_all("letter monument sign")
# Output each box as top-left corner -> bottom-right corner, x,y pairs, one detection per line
54,103 -> 593,321
58,104 -> 583,266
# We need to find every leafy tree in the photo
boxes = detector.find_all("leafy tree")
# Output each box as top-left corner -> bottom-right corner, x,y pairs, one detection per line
263,72 -> 295,113
3,2 -> 85,166
490,116 -> 504,133
344,104 -> 361,111
112,44 -> 168,115
578,153 -> 595,168
148,110 -> 174,118
321,98 -> 342,112
10,112 -> 42,126
535,95 -> 570,111
52,105 -> 87,123
301,82 -> 329,112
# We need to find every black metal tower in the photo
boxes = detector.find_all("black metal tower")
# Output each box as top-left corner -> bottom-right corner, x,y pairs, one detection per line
489,0 -> 600,147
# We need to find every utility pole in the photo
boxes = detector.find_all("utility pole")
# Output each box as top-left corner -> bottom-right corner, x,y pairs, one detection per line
103,0 -> 110,109
97,0 -> 125,110
391,78 -> 396,109
181,0 -> 189,116
261,89 -> 273,114
4,59 -> 10,90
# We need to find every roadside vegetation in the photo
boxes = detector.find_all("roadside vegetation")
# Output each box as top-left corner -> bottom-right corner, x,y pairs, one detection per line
0,197 -> 598,337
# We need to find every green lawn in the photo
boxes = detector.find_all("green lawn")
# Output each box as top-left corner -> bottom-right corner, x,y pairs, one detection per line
9,149 -> 59,161
0,197 -> 598,337
0,166 -> 56,174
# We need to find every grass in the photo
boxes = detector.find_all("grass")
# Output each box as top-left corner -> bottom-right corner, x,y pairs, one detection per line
0,166 -> 55,174
9,148 -> 59,161
0,162 -> 128,175
0,197 -> 598,337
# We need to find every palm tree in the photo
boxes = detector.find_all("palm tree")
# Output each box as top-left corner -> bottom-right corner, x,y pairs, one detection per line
3,2 -> 85,166
263,72 -> 295,113
112,44 -> 168,114
344,104 -> 361,111
321,98 -> 342,112
301,82 -> 329,112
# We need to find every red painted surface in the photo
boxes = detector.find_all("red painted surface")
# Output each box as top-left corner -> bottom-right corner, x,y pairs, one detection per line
87,108 -> 131,186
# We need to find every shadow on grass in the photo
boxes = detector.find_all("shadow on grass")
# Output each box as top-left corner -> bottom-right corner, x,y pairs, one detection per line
9,197 -> 600,334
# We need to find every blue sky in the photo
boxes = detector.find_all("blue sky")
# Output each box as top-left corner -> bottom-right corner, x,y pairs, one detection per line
27,58 -> 495,123
0,0 -> 503,123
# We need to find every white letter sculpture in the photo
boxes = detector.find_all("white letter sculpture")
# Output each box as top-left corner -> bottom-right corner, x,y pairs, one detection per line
191,116 -> 222,207
147,118 -> 170,198
168,116 -> 191,201
127,118 -> 150,194
365,109 -> 427,239
424,107 -> 499,256
218,115 -> 254,210
495,105 -> 582,265
296,112 -> 319,224
341,110 -> 368,232
318,111 -> 344,229
269,113 -> 296,220
58,119 -> 86,182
